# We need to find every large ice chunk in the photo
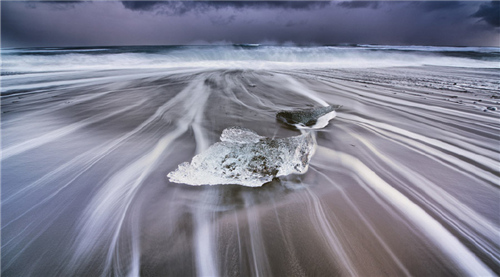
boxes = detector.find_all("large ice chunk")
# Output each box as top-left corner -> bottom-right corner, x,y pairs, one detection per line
168,127 -> 316,187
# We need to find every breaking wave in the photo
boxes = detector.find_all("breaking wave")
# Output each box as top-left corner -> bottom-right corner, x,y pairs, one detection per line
2,45 -> 499,73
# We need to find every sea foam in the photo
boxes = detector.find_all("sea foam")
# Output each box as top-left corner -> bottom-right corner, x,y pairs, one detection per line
2,45 -> 498,74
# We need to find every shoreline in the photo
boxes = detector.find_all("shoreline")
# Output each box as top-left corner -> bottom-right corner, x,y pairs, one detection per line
2,65 -> 499,276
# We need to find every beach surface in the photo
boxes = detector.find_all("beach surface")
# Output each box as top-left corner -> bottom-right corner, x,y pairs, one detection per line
1,47 -> 499,276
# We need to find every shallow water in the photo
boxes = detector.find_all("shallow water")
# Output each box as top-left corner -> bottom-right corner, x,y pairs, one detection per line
1,48 -> 500,276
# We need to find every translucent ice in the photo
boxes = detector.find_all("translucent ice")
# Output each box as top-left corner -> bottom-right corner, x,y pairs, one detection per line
220,126 -> 265,144
168,127 -> 316,187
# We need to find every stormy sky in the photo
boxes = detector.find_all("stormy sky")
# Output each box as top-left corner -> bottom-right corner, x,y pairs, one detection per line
1,1 -> 499,47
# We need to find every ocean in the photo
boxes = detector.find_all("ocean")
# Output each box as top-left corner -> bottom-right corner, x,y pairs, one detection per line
2,44 -> 499,74
1,45 -> 499,276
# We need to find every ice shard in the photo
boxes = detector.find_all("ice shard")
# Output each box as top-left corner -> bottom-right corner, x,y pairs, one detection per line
168,127 -> 316,187
219,126 -> 265,144
276,105 -> 340,129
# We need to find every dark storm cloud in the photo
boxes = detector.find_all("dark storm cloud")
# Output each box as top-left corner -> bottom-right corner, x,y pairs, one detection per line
43,1 -> 84,3
472,1 -> 500,27
337,1 -> 379,9
2,1 -> 499,47
121,1 -> 331,14
30,1 -> 85,8
121,1 -> 159,11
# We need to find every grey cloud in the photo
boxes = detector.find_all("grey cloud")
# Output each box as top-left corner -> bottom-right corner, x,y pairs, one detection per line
285,20 -> 308,28
416,1 -> 462,12
121,1 -> 160,11
472,1 -> 500,27
121,1 -> 331,14
210,14 -> 236,26
2,1 -> 498,48
23,1 -> 86,11
337,1 -> 379,9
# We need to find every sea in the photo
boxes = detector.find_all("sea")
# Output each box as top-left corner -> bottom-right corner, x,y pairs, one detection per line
2,44 -> 499,74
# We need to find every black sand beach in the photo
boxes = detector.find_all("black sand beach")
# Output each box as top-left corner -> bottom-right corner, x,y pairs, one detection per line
2,60 -> 499,276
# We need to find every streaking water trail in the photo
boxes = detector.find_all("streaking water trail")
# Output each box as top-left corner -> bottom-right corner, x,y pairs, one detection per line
70,77 -> 211,276
344,116 -> 499,187
2,45 -> 499,276
2,98 -> 149,160
302,186 -> 358,276
314,146 -> 494,276
194,190 -> 219,277
309,166 -> 412,276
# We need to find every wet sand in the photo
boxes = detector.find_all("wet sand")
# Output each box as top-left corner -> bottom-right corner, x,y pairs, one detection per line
1,66 -> 499,276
